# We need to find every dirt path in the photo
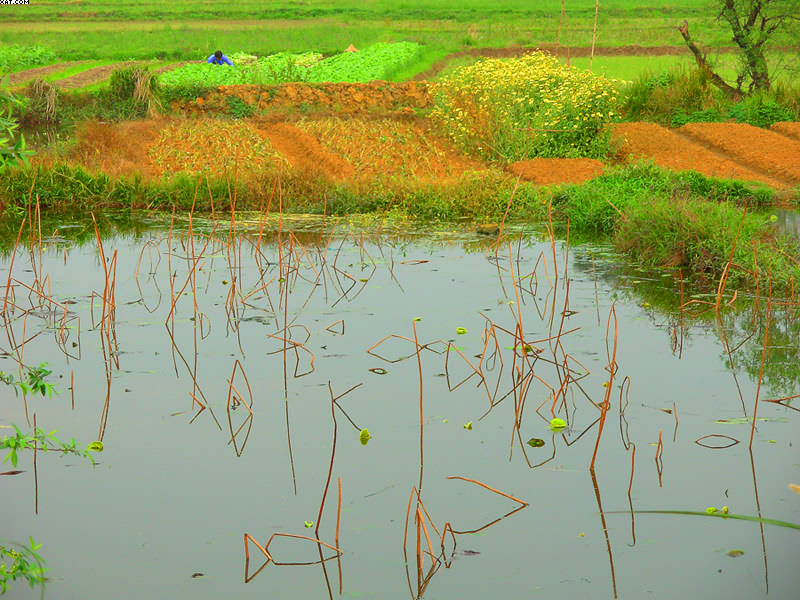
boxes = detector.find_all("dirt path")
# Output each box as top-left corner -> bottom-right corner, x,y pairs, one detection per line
153,60 -> 203,75
52,61 -> 143,89
254,122 -> 354,180
6,61 -> 88,86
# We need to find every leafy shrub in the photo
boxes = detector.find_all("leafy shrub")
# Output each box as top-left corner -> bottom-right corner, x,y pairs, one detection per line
0,44 -> 57,73
727,95 -> 794,128
226,95 -> 255,118
430,51 -> 621,161
669,107 -> 725,127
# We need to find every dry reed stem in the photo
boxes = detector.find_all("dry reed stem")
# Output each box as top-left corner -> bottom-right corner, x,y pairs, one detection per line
590,303 -> 618,471
655,429 -> 664,487
3,219 -> 28,316
750,272 -> 772,448
446,476 -> 528,506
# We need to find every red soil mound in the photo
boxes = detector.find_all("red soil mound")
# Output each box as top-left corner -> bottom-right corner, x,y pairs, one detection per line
178,82 -> 432,116
680,122 -> 800,185
507,158 -> 605,184
771,121 -> 800,142
612,122 -> 785,188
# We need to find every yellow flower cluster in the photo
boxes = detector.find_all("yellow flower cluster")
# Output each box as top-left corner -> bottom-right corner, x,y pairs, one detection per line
430,52 -> 621,160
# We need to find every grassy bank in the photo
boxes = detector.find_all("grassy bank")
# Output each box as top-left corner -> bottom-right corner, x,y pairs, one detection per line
1,161 -> 797,291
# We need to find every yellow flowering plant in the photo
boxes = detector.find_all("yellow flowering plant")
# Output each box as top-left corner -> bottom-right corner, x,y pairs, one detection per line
431,52 -> 622,162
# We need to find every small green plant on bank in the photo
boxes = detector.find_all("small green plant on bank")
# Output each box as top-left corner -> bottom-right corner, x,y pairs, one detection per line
0,537 -> 47,595
0,362 -> 57,398
0,88 -> 34,171
1,424 -> 96,468
225,95 -> 255,118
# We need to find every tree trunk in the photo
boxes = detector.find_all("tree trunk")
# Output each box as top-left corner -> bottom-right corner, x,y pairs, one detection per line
678,20 -> 742,100
719,0 -> 771,91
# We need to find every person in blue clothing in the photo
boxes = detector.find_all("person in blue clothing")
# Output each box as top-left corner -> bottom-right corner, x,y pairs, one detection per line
207,50 -> 234,66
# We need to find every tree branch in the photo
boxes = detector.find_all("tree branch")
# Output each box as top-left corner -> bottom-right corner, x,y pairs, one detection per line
677,20 -> 742,99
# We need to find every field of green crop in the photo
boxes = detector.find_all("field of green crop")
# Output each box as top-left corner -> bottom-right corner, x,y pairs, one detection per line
0,0 -> 764,64
159,43 -> 423,87
0,44 -> 57,73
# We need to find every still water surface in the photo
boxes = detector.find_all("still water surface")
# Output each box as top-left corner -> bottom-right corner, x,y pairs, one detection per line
2,215 -> 798,599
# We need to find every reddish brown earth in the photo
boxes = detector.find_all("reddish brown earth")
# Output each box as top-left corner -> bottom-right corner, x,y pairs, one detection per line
772,122 -> 800,142
610,122 -> 789,189
179,82 -> 432,116
508,158 -> 605,184
55,96 -> 800,192
679,122 -> 800,186
6,61 -> 88,85
254,121 -> 355,180
52,61 -> 142,89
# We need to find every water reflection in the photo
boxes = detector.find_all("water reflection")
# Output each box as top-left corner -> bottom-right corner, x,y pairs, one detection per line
0,214 -> 797,599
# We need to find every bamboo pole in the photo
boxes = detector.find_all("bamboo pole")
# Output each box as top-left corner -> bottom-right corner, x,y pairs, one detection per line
590,1 -> 600,71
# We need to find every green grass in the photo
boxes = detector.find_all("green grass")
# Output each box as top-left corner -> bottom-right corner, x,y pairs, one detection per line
565,52 -> 799,85
4,1 -> 791,63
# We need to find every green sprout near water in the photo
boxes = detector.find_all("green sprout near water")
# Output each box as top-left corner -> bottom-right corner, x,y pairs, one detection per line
0,537 -> 47,595
0,362 -> 57,398
1,424 -> 96,468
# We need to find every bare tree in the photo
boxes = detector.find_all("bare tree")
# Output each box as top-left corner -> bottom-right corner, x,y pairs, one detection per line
678,0 -> 800,98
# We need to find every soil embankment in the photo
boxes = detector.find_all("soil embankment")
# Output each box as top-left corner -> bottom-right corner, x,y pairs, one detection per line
29,81 -> 800,192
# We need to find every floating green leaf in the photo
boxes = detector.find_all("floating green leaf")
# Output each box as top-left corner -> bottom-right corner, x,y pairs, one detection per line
550,418 -> 567,430
463,421 -> 473,430
456,327 -> 467,335
87,441 -> 104,452
706,507 -> 718,514
369,367 -> 387,375
359,428 -> 371,445
727,549 -> 745,557
527,438 -> 545,448
414,317 -> 422,322
304,521 -> 314,528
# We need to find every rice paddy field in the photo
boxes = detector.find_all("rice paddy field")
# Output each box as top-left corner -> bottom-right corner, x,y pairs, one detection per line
1,2 -> 800,599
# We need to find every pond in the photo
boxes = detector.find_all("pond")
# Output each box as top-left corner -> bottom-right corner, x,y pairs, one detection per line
2,213 -> 798,599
